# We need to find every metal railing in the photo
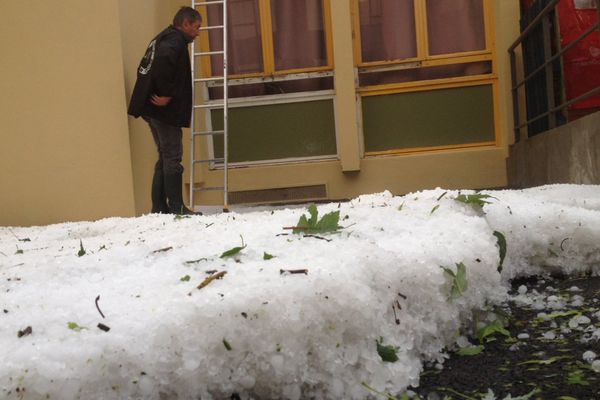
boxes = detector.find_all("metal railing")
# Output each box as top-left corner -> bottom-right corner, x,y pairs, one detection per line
509,0 -> 600,141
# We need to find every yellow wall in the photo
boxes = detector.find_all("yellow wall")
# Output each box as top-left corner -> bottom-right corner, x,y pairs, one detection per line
118,0 -> 183,216
0,0 -> 135,226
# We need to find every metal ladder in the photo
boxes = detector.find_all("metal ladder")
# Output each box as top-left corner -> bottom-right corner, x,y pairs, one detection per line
189,0 -> 229,212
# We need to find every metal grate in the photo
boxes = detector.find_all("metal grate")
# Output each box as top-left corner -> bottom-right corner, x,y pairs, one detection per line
228,184 -> 327,205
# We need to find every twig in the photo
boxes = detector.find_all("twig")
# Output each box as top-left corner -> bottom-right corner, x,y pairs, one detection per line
304,234 -> 332,242
196,271 -> 227,290
280,269 -> 309,275
151,246 -> 173,254
437,387 -> 478,400
9,229 -> 30,242
392,304 -> 400,325
17,326 -> 33,338
95,295 -> 106,319
282,226 -> 311,230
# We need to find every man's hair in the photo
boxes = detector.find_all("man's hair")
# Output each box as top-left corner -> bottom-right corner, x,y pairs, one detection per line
173,6 -> 202,27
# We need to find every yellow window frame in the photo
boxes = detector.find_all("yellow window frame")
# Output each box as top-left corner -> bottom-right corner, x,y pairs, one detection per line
196,0 -> 334,80
351,0 -> 495,74
351,0 -> 502,155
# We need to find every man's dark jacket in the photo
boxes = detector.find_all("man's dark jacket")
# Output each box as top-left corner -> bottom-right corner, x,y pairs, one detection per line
128,26 -> 193,128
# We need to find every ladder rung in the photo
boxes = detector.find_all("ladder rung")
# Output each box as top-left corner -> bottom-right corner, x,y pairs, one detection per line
194,76 -> 225,83
194,103 -> 225,109
193,186 -> 225,192
194,0 -> 225,6
194,51 -> 225,57
193,130 -> 225,136
194,158 -> 225,164
200,25 -> 224,31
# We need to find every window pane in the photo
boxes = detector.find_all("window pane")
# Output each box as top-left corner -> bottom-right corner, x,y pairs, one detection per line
362,85 -> 495,152
426,0 -> 486,55
359,0 -> 417,62
270,0 -> 328,70
207,0 -> 263,75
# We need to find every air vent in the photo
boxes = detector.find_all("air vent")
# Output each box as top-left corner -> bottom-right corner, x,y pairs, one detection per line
229,184 -> 327,205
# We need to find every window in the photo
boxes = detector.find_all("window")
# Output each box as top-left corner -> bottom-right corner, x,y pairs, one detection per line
198,0 -> 333,98
354,0 -> 493,88
354,0 -> 497,154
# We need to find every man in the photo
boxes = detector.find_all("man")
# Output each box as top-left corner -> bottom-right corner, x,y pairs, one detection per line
128,7 -> 202,215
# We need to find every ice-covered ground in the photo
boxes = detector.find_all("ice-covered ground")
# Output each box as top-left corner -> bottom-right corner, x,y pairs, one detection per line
1,185 -> 599,399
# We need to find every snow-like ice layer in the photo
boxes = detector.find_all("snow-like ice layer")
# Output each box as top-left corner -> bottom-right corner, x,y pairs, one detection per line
1,185 -> 599,399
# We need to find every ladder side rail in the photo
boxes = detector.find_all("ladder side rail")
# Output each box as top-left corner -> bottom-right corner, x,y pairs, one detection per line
189,1 -> 197,209
222,0 -> 229,210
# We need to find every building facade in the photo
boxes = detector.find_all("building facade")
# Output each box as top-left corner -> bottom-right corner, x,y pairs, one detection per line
0,0 -> 520,226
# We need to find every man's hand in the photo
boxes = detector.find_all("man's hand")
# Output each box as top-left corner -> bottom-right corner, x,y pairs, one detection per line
150,94 -> 172,107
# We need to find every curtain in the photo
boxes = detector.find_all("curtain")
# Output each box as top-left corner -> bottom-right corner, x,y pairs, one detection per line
359,0 -> 417,62
206,0 -> 329,98
271,0 -> 327,70
359,0 -> 488,84
426,0 -> 486,55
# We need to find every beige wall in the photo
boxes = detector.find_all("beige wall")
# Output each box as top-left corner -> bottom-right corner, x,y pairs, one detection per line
118,0 -> 182,216
0,0 -> 135,227
494,0 -> 522,148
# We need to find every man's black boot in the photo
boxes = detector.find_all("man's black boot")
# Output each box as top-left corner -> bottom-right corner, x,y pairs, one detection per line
163,171 -> 202,215
151,168 -> 169,213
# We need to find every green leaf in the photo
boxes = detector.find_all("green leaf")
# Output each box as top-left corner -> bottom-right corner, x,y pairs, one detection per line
293,204 -> 341,234
263,252 -> 275,260
535,310 -> 581,324
180,275 -> 191,282
361,382 -> 397,400
493,231 -> 507,273
430,205 -> 440,215
314,210 -> 340,233
376,338 -> 399,363
77,240 -> 86,257
567,370 -> 589,386
67,322 -> 86,332
477,320 -> 510,343
15,248 -> 23,255
220,235 -> 246,258
518,355 -> 570,366
307,204 -> 319,227
442,262 -> 468,300
454,193 -> 496,208
223,338 -> 232,351
220,245 -> 246,258
293,214 -> 310,234
457,345 -> 484,356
